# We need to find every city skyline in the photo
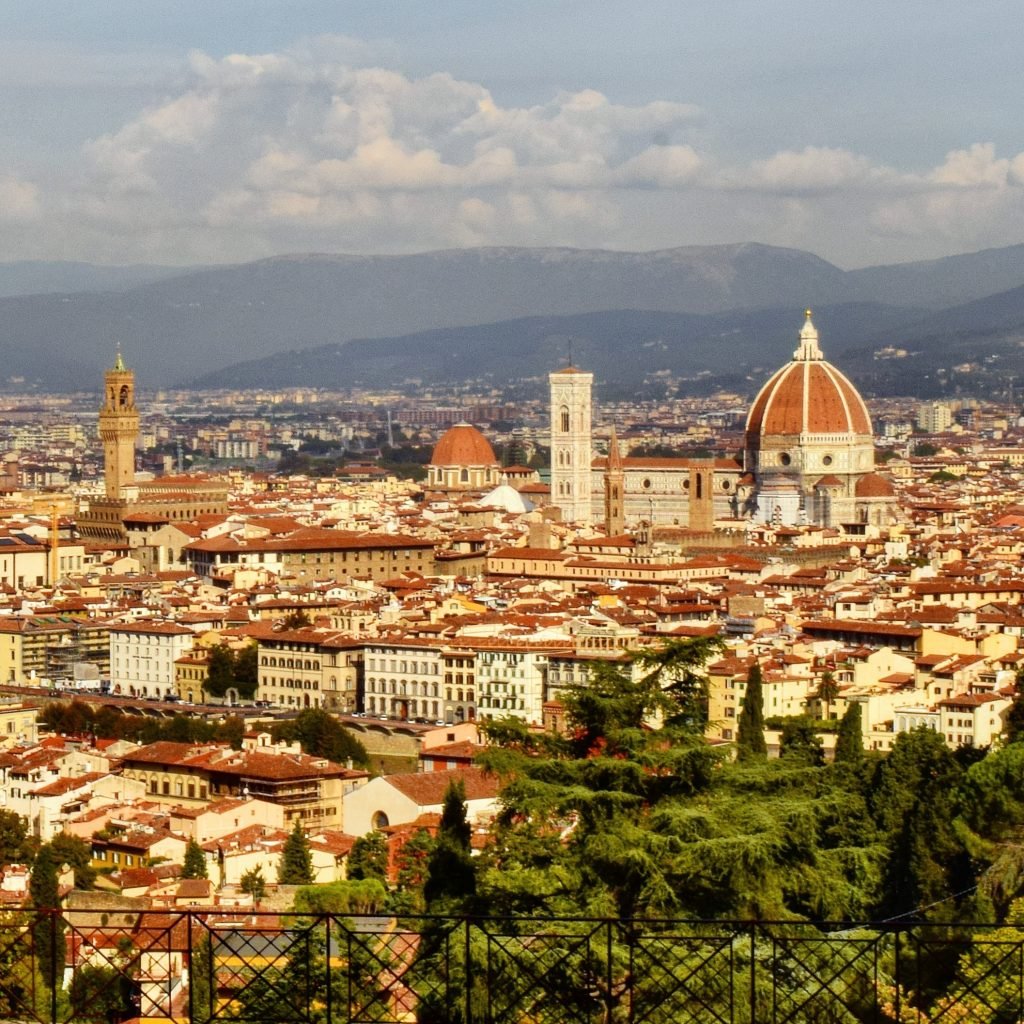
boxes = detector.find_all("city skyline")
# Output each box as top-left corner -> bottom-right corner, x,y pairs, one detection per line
1,1 -> 1023,268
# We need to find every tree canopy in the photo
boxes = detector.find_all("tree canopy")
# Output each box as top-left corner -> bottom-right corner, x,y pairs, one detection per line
279,818 -> 315,886
270,708 -> 370,769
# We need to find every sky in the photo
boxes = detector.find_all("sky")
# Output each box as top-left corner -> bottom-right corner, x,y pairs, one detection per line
1,1 -> 1023,268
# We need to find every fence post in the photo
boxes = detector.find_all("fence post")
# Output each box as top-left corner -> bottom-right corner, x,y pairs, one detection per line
464,917 -> 473,1024
50,908 -> 58,1024
324,915 -> 332,1024
606,920 -> 613,1024
749,924 -> 757,1024
894,926 -> 901,1022
187,911 -> 194,1024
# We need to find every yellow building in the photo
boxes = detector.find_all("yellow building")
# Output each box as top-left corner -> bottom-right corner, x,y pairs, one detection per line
0,617 -> 110,684
118,738 -> 369,826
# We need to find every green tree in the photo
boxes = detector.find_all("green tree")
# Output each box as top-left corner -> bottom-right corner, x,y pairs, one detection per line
835,702 -> 864,765
234,641 -> 259,694
348,831 -> 389,883
629,634 -> 726,732
293,878 -> 387,915
67,964 -> 134,1024
204,644 -> 235,698
779,716 -> 825,766
818,671 -> 840,720
424,780 -> 476,909
189,932 -> 214,1024
182,838 -> 208,880
215,714 -> 245,750
736,662 -> 767,761
48,833 -> 96,890
239,865 -> 266,903
279,818 -> 315,885
871,727 -> 972,920
1004,670 -> 1024,743
0,808 -> 35,864
29,844 -> 65,992
392,828 -> 434,916
271,708 -> 370,768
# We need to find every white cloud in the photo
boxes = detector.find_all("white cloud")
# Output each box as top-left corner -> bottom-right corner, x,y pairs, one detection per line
5,37 -> 1024,265
928,142 -> 1011,188
721,146 -> 897,194
0,175 -> 40,222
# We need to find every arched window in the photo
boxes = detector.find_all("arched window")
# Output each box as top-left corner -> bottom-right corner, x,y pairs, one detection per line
695,473 -> 703,499
460,468 -> 469,483
118,385 -> 130,408
560,406 -> 570,432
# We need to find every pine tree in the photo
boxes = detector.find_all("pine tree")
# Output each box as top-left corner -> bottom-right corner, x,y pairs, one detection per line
278,818 -> 315,885
835,702 -> 864,764
182,838 -> 208,880
736,662 -> 767,761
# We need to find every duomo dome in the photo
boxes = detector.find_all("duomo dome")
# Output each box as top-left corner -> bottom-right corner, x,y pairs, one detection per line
740,311 -> 892,527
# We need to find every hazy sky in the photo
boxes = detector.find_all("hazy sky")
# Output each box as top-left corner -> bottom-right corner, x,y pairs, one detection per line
1,1 -> 1022,268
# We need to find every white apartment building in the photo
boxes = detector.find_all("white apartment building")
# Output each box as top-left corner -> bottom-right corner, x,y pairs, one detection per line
474,642 -> 563,725
363,640 -> 445,722
109,621 -> 196,699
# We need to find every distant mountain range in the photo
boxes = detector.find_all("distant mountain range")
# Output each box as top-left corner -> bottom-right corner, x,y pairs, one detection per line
188,303 -> 925,398
1,242 -> 1024,393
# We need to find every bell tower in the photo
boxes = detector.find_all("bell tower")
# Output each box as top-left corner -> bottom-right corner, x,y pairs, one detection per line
98,353 -> 139,500
549,364 -> 593,525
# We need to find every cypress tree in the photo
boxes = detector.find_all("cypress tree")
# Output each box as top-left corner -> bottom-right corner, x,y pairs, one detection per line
736,662 -> 767,761
835,702 -> 864,764
182,838 -> 208,879
278,818 -> 315,885
29,844 -> 66,990
424,779 -> 476,907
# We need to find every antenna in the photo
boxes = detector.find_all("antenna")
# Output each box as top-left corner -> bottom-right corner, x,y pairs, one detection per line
567,339 -> 573,368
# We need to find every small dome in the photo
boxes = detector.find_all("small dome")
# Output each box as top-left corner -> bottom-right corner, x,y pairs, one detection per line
855,472 -> 895,498
745,313 -> 872,440
430,423 -> 497,467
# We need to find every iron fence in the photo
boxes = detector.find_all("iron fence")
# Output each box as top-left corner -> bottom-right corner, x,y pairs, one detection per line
0,909 -> 1022,1022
